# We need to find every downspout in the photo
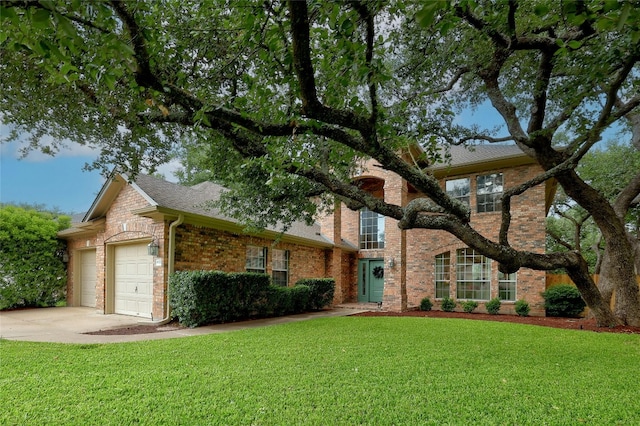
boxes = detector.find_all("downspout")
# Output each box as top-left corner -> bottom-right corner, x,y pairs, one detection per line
142,214 -> 184,325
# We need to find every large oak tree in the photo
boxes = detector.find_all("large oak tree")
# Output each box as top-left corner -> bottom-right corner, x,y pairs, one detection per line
1,0 -> 639,326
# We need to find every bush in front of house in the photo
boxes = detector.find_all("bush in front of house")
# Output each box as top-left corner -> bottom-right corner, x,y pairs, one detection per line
170,271 -> 334,327
515,299 -> 530,317
462,300 -> 478,313
296,278 -> 335,310
291,285 -> 311,313
169,270 -> 271,327
542,284 -> 586,317
420,297 -> 433,311
486,298 -> 501,314
441,297 -> 456,312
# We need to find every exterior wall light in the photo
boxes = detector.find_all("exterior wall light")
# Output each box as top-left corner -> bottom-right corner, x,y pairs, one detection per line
147,240 -> 159,257
388,257 -> 395,268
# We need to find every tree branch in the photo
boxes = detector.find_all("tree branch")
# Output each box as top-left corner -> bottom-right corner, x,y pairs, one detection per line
287,0 -> 373,135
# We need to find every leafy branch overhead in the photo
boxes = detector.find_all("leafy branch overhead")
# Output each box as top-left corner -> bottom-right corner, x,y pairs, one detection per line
1,0 -> 639,326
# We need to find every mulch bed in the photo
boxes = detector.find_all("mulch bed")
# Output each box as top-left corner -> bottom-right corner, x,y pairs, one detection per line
353,310 -> 640,334
85,323 -> 181,336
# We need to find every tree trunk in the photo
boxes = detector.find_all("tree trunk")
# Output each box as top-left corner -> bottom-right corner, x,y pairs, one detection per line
566,259 -> 619,327
596,233 -> 640,326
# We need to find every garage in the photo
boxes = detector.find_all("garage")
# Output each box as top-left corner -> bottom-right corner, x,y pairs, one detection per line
79,249 -> 97,307
114,243 -> 154,318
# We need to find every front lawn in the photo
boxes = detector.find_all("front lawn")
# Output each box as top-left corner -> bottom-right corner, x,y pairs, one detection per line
1,317 -> 639,424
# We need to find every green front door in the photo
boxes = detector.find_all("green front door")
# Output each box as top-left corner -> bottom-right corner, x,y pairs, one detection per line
358,259 -> 384,303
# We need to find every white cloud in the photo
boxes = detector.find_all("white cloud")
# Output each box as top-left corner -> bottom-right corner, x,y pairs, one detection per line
153,159 -> 181,183
0,132 -> 101,162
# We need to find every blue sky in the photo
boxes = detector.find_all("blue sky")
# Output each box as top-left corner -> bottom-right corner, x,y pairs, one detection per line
0,130 -> 180,214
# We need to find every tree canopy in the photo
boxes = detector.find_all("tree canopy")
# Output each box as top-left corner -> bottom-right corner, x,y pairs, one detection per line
1,0 -> 639,326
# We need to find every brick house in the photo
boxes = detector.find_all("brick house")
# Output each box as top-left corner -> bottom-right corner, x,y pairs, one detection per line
319,144 -> 554,316
60,144 -> 553,319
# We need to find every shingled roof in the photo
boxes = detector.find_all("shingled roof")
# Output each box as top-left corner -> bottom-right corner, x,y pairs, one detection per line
429,144 -> 534,177
64,173 -> 332,247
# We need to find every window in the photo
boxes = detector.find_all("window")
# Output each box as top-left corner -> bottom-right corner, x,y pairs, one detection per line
476,173 -> 503,213
446,178 -> 470,208
456,248 -> 491,300
360,207 -> 385,249
435,252 -> 451,299
246,246 -> 266,273
272,249 -> 289,287
498,271 -> 516,301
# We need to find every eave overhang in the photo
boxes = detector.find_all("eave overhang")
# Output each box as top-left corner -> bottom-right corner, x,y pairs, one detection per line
132,206 -> 334,249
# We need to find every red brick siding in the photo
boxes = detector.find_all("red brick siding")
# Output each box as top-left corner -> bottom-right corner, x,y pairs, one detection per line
174,223 -> 330,285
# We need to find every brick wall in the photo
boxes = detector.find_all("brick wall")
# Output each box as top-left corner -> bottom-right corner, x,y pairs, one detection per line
174,223 -> 330,285
319,159 -> 548,315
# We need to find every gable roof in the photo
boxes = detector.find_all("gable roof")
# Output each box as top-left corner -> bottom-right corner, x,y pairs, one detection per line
61,172 -> 333,248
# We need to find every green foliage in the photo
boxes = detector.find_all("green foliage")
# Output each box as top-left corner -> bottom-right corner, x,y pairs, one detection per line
169,270 -> 271,327
462,300 -> 479,313
514,299 -> 531,317
169,271 -> 332,327
485,298 -> 501,315
440,297 -> 456,312
542,285 -> 587,318
420,297 -> 433,311
0,205 -> 70,310
296,278 -> 335,311
290,284 -> 311,313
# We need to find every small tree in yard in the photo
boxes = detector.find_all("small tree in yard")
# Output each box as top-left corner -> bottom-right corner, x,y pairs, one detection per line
0,205 -> 71,309
2,1 -> 640,326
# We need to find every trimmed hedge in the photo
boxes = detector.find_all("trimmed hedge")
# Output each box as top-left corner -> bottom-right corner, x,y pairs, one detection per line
542,284 -> 586,317
297,278 -> 335,311
169,271 -> 334,327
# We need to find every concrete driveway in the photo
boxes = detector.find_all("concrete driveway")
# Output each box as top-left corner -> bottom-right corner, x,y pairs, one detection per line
0,306 -> 366,344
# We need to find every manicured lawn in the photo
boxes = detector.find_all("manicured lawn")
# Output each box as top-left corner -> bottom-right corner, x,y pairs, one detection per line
1,317 -> 639,425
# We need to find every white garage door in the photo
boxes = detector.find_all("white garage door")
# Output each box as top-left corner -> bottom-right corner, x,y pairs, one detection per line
79,249 -> 97,307
114,243 -> 153,318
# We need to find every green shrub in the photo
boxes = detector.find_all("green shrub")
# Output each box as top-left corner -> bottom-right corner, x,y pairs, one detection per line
290,285 -> 311,313
0,205 -> 70,310
266,285 -> 293,316
170,271 -> 330,327
542,285 -> 586,317
420,297 -> 433,311
462,300 -> 478,313
169,270 -> 271,327
296,278 -> 335,310
485,298 -> 501,315
441,297 -> 456,312
514,299 -> 530,317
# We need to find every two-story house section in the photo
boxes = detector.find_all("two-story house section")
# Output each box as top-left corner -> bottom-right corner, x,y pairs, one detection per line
319,144 -> 554,316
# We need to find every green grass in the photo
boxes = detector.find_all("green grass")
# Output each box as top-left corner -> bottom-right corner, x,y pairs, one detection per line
1,317 -> 639,425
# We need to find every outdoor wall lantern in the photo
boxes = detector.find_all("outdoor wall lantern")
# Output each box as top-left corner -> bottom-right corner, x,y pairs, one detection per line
147,240 -> 159,257
61,249 -> 69,263
388,257 -> 395,268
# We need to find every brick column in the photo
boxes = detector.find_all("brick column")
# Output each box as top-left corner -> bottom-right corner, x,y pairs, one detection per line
383,177 -> 408,311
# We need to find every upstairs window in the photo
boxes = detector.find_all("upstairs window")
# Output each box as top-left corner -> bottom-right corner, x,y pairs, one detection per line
476,173 -> 503,213
446,178 -> 470,208
272,249 -> 290,287
456,248 -> 491,300
246,246 -> 267,273
360,207 -> 385,249
435,252 -> 451,299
